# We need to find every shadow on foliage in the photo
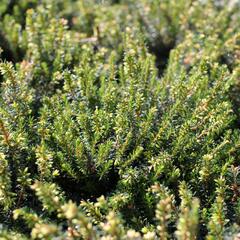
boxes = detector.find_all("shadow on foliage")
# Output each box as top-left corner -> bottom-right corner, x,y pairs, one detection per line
56,169 -> 119,203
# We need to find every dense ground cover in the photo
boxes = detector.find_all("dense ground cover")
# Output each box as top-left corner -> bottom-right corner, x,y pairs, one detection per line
0,0 -> 240,239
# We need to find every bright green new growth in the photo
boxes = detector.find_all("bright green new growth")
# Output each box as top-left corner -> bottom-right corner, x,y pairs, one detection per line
0,0 -> 240,239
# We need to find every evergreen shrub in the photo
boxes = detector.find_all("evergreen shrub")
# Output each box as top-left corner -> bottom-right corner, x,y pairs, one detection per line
0,0 -> 240,239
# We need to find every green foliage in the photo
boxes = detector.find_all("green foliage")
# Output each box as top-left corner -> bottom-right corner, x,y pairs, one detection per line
0,0 -> 240,239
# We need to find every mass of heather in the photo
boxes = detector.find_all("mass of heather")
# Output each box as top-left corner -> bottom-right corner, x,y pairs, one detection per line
0,0 -> 240,239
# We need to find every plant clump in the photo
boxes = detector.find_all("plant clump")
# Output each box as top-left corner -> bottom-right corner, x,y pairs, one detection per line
0,0 -> 240,239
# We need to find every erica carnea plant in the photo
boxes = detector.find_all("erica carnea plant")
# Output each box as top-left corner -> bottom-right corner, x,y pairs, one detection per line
0,0 -> 240,239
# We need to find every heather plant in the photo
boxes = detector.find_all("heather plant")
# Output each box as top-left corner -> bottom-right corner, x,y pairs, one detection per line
0,1 -> 240,239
